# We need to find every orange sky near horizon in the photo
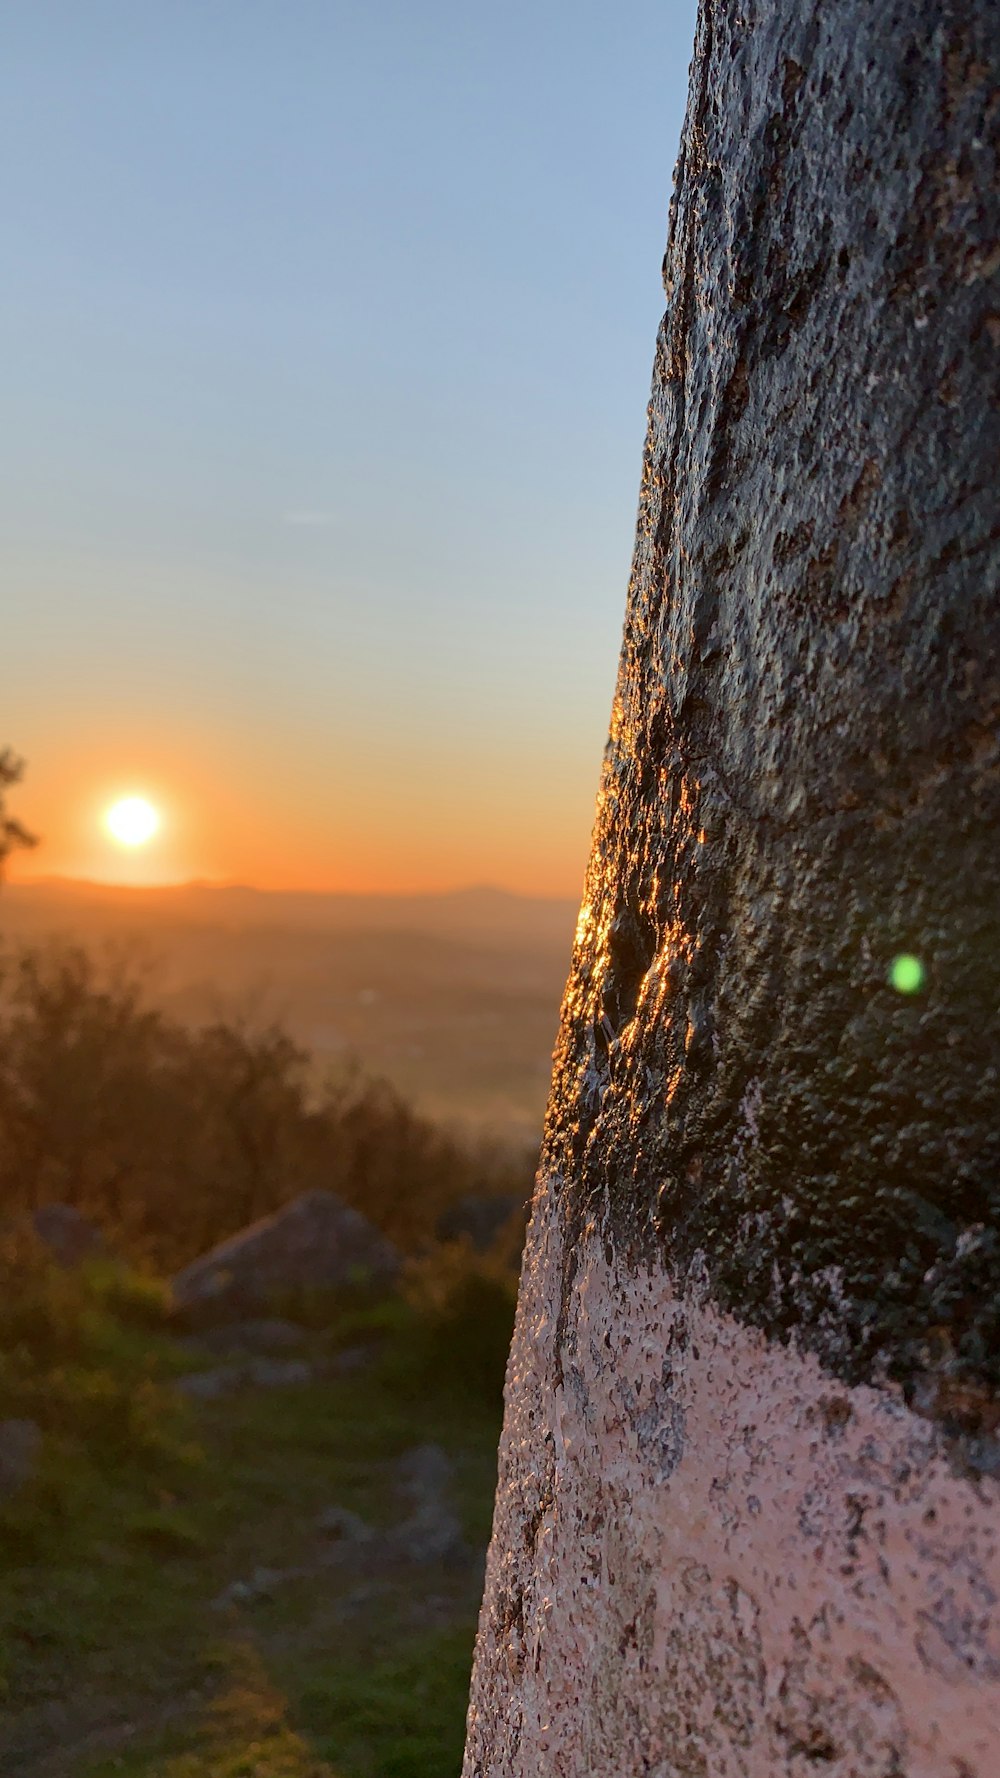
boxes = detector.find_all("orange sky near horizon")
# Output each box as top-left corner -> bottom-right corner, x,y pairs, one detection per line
1,3 -> 697,907
5,722 -> 601,899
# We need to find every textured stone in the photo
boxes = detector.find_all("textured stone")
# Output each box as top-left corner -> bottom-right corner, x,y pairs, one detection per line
540,0 -> 1000,1400
466,0 -> 1000,1769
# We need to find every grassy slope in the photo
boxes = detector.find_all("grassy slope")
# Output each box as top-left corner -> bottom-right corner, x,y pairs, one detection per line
0,1284 -> 503,1778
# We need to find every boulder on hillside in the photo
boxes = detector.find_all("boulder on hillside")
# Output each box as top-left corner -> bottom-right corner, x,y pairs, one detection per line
31,1205 -> 104,1267
171,1190 -> 399,1319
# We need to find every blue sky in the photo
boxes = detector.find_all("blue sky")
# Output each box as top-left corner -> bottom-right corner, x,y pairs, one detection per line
3,0 -> 697,893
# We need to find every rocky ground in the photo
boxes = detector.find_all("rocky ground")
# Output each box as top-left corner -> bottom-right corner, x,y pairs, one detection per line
0,1288 -> 503,1777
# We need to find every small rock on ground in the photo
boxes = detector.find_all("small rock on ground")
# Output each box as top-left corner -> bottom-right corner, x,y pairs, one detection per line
315,1442 -> 469,1569
329,1343 -> 377,1375
211,1565 -> 305,1610
389,1501 -> 467,1566
392,1444 -> 467,1565
175,1358 -> 313,1400
397,1442 -> 453,1500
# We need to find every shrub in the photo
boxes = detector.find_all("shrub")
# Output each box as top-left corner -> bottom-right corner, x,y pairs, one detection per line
0,939 -> 535,1271
0,1230 -> 196,1525
401,1239 -> 518,1408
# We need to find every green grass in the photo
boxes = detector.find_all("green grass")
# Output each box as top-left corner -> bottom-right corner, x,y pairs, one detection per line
0,1253 -> 506,1777
300,1626 -> 478,1778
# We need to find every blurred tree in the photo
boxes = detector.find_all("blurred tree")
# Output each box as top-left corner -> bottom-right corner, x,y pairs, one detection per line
0,750 -> 37,875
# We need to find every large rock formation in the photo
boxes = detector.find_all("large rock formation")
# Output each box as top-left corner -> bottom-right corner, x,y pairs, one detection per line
466,1 -> 1000,1771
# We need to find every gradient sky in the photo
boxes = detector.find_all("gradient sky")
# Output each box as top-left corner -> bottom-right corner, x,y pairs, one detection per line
3,0 -> 697,896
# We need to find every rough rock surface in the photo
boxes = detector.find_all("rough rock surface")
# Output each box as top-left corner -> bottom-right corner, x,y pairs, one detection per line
171,1190 -> 399,1317
466,0 -> 999,1770
540,0 -> 1000,1400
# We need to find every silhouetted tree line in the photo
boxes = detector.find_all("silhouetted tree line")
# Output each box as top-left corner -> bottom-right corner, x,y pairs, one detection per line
0,940 -> 533,1271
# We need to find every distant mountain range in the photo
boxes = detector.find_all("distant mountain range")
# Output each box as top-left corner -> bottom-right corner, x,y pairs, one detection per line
5,877 -> 577,944
1,878 -> 580,1144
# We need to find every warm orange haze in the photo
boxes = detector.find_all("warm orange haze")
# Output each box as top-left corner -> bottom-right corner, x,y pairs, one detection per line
8,740 -> 598,896
1,0 -> 692,905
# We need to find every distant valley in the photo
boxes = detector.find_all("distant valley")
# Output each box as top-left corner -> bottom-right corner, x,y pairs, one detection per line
0,880 -> 579,1145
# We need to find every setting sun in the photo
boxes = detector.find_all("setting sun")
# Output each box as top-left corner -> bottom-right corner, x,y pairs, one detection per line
105,795 -> 160,848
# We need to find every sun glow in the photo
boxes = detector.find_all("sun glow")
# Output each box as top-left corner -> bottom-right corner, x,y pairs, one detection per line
105,795 -> 160,848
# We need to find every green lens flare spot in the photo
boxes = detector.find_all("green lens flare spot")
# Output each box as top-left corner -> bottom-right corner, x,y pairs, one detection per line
889,953 -> 925,995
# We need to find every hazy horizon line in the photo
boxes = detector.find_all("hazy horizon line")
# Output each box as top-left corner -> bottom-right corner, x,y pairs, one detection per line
8,872 -> 579,906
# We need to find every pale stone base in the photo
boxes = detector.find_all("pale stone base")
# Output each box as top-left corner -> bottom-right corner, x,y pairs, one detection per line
465,1181 -> 1000,1777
